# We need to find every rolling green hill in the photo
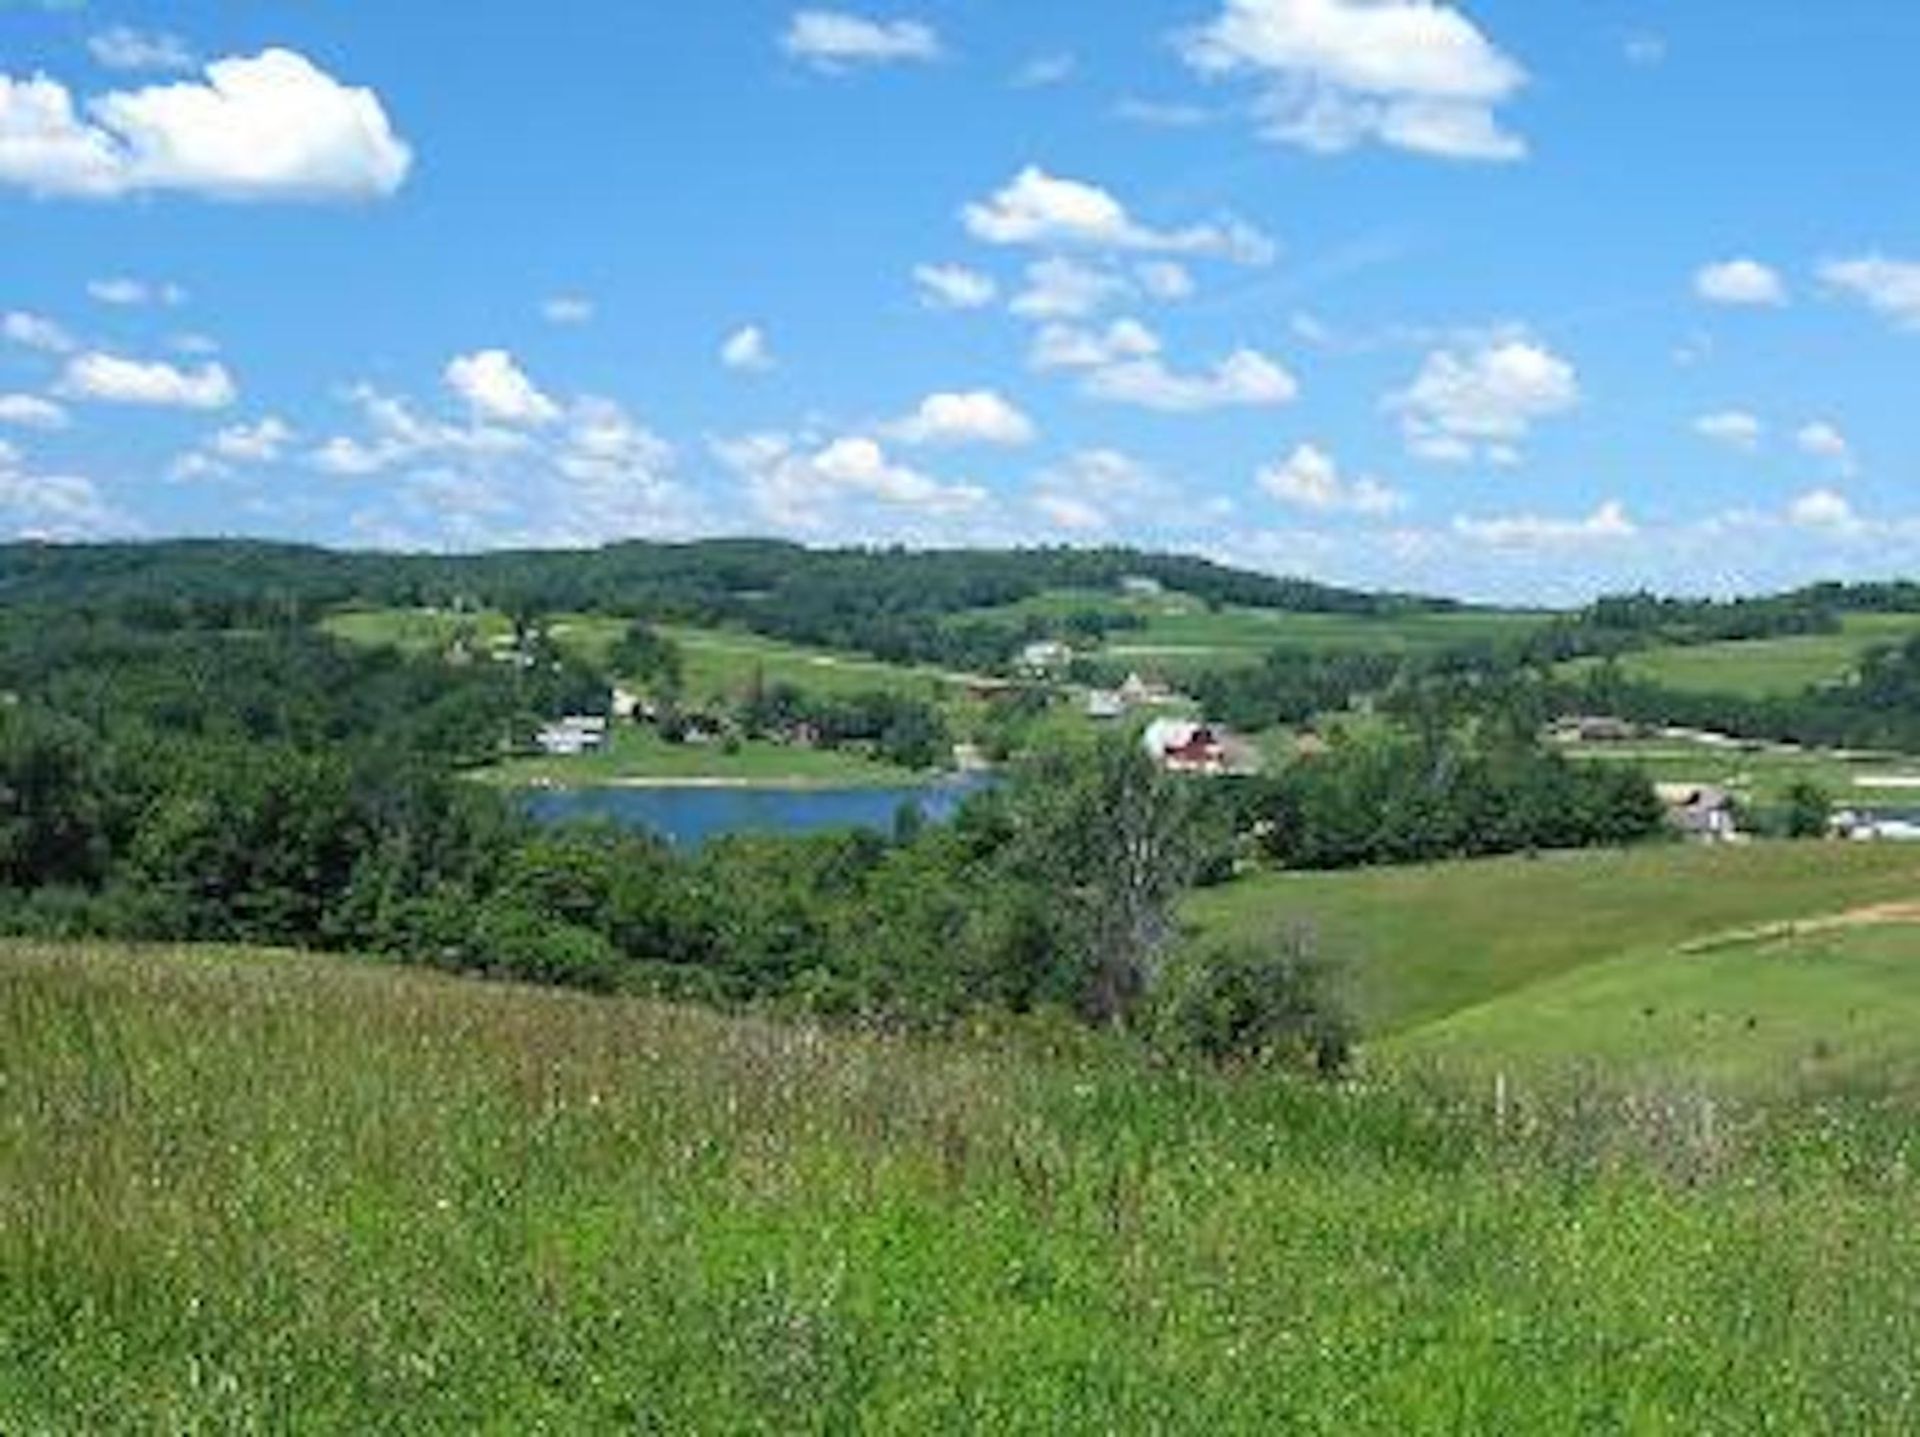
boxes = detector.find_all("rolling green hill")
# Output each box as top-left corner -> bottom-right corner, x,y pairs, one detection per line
1185,842 -> 1920,1038
967,587 -> 1548,674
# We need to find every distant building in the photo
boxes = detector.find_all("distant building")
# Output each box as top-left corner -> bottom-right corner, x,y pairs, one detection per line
963,677 -> 1019,703
1140,718 -> 1259,776
534,715 -> 609,757
1832,810 -> 1920,843
1655,783 -> 1740,843
1119,671 -> 1177,707
1120,575 -> 1164,598
1549,714 -> 1641,745
1085,689 -> 1126,721
1019,640 -> 1074,675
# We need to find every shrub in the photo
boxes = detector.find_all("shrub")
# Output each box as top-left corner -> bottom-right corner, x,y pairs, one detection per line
1153,927 -> 1354,1075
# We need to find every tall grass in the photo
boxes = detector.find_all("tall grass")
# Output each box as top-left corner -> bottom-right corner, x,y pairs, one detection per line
5,941 -> 1920,1430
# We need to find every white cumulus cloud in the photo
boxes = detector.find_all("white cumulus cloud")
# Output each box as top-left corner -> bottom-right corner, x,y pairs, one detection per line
1083,347 -> 1298,412
60,352 -> 235,408
1029,448 -> 1172,533
782,11 -> 941,71
1820,255 -> 1920,331
1009,256 -> 1129,320
1181,0 -> 1529,162
963,167 -> 1274,263
1694,410 -> 1763,451
0,394 -> 69,429
1392,336 -> 1578,462
1029,317 -> 1162,371
3,310 -> 76,353
444,350 -> 560,426
0,48 -> 412,201
209,415 -> 295,463
1796,420 -> 1856,475
1257,442 -> 1403,515
716,431 -> 985,531
1788,488 -> 1860,533
720,325 -> 777,373
1454,501 -> 1636,548
914,263 -> 997,311
886,390 -> 1036,446
0,442 -> 118,538
1695,258 -> 1787,307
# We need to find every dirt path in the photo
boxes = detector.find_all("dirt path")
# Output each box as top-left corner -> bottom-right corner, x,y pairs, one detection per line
1682,901 -> 1920,954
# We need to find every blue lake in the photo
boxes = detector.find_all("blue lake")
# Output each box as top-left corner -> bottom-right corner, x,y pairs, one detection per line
521,775 -> 995,848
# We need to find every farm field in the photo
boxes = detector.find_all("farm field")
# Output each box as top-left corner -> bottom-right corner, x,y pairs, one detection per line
1185,841 -> 1920,1036
653,624 -> 972,708
10,937 -> 1920,1430
1563,612 -> 1920,698
967,588 -> 1551,673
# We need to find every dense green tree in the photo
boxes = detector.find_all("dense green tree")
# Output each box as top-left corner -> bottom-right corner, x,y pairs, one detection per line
1003,738 -> 1203,1025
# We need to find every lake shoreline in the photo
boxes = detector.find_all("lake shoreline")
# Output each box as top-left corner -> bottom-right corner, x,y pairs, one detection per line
517,771 -> 1001,847
517,772 -> 979,794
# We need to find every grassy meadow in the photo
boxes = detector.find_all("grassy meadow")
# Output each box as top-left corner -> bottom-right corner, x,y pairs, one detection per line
477,724 -> 917,788
1390,919 -> 1920,1096
963,588 -> 1549,675
323,605 -> 973,709
1185,841 -> 1920,1035
10,935 -> 1920,1430
1563,612 -> 1920,698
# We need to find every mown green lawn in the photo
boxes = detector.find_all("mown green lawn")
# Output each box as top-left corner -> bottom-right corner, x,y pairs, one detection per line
1185,842 -> 1920,1035
9,940 -> 1920,1430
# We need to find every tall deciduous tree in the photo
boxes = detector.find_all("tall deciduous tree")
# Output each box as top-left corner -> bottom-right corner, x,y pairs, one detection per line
1007,737 -> 1201,1025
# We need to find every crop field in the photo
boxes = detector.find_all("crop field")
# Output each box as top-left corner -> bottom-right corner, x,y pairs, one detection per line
1564,612 -> 1920,698
10,937 -> 1920,1429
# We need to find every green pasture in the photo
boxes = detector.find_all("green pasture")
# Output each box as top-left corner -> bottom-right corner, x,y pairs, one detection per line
1185,841 -> 1920,1037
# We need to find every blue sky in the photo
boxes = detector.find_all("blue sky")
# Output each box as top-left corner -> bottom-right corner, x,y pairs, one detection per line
4,0 -> 1920,601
